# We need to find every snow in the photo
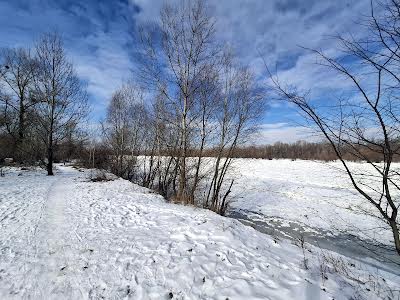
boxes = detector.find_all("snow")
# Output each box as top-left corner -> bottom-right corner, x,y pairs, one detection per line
229,159 -> 398,245
0,165 -> 399,299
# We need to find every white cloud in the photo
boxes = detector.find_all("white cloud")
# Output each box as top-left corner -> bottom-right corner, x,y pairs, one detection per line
71,32 -> 133,106
251,122 -> 322,145
1,0 -> 377,144
131,0 -> 373,114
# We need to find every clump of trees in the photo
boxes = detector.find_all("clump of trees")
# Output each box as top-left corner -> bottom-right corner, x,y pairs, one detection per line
0,33 -> 89,175
269,0 -> 400,255
101,83 -> 148,178
94,0 -> 264,215
0,47 -> 38,163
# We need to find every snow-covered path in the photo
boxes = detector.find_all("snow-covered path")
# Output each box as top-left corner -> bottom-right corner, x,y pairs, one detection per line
29,167 -> 87,298
0,166 -> 87,298
0,166 -> 399,299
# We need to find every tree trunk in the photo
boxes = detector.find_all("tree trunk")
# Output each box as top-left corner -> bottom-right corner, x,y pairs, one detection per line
15,97 -> 25,162
47,130 -> 54,176
47,146 -> 53,175
178,155 -> 186,202
18,98 -> 25,142
389,219 -> 400,255
178,99 -> 188,203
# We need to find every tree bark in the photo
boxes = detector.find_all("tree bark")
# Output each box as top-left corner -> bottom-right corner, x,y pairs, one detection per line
389,219 -> 400,255
47,133 -> 53,176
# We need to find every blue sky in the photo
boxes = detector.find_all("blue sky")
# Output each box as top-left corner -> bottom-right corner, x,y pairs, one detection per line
0,0 -> 371,143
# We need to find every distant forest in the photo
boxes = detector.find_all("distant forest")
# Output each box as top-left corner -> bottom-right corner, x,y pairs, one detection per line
228,141 -> 400,162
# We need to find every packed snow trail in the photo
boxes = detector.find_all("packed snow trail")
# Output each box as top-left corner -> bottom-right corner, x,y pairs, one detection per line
0,165 -> 399,299
0,166 -> 87,298
29,166 -> 87,298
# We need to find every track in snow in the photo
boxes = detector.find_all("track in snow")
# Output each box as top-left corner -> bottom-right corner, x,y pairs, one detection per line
29,166 -> 87,298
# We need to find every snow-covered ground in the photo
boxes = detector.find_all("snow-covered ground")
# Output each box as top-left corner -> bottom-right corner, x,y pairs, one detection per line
0,165 -> 399,299
229,159 -> 398,245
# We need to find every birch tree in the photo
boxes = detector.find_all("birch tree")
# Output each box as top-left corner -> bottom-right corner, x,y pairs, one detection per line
139,0 -> 220,203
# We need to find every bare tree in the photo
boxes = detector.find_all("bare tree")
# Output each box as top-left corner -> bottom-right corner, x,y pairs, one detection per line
188,65 -> 219,204
139,0 -> 220,204
149,92 -> 182,196
34,33 -> 88,175
102,83 -> 146,177
268,0 -> 400,255
206,53 -> 263,214
0,47 -> 38,161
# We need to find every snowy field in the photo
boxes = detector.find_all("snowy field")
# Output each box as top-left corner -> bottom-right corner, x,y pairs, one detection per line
229,159 -> 398,245
0,164 -> 399,299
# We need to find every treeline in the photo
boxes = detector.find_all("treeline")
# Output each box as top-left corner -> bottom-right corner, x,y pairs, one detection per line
0,33 -> 88,175
202,141 -> 336,161
80,140 -> 396,169
229,141 -> 400,162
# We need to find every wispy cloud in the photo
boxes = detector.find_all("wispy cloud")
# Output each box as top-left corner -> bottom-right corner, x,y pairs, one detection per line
253,123 -> 321,145
131,0 -> 372,144
0,0 -> 140,121
0,0 -> 372,142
